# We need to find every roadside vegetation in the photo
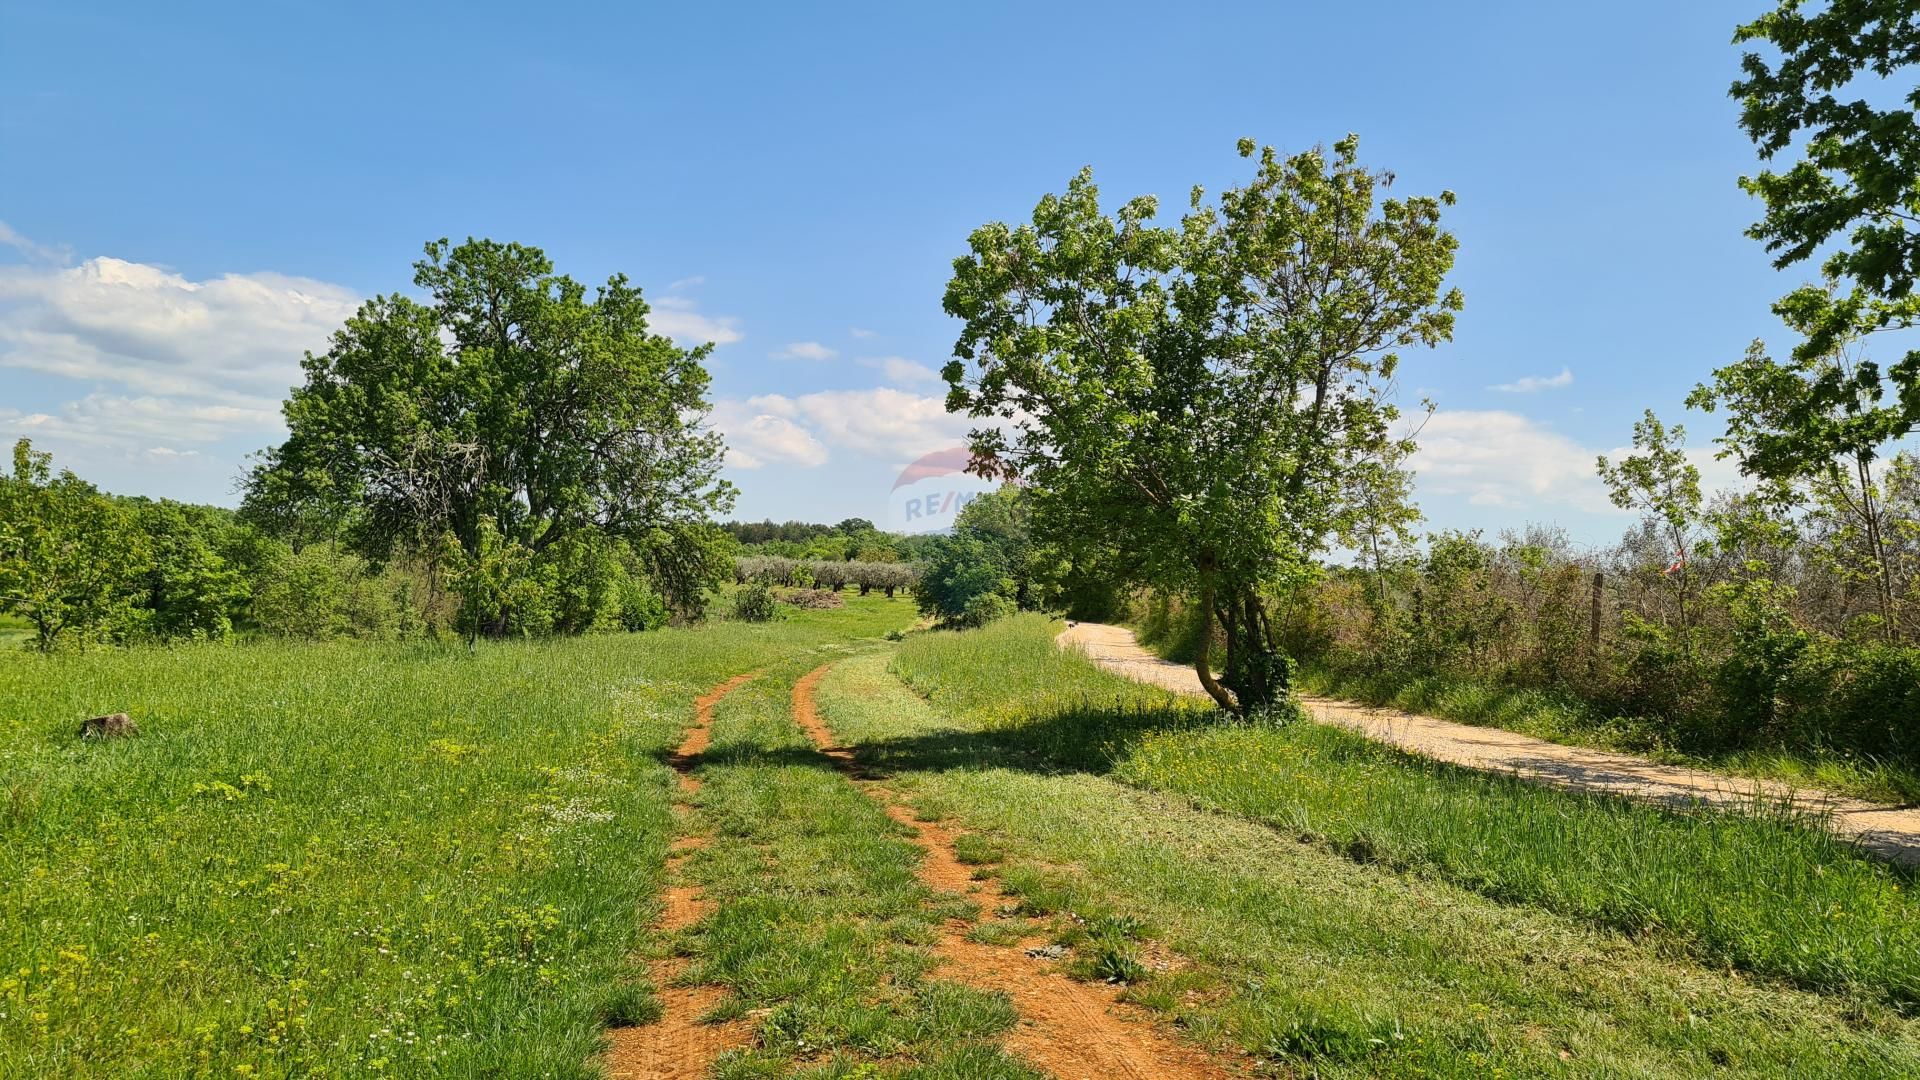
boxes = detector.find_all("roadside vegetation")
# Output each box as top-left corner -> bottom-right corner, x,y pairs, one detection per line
836,616 -> 1920,1075
893,616 -> 1920,1005
0,598 -> 913,1079
912,3 -> 1920,798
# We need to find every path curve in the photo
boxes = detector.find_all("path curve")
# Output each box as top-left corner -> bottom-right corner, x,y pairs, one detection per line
1057,622 -> 1920,867
793,662 -> 1238,1080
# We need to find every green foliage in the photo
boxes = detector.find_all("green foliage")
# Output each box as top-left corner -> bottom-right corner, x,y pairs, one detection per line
736,555 -> 919,598
1731,1 -> 1920,421
1711,571 -> 1811,738
249,542 -> 364,639
1277,508 -> 1920,799
614,574 -> 669,632
244,237 -> 733,632
1691,335 -> 1913,640
730,580 -> 781,622
917,536 -> 1014,627
956,592 -> 1015,629
0,440 -> 148,650
128,500 -> 247,640
943,135 -> 1460,710
1598,409 -> 1703,641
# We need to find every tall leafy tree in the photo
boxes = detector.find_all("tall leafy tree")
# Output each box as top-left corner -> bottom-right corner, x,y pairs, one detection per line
245,239 -> 734,625
1690,337 -> 1910,639
943,137 -> 1460,711
1597,409 -> 1705,639
1732,0 -> 1920,427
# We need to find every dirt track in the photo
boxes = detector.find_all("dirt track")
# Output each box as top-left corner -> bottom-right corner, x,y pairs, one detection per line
1057,622 -> 1920,866
602,673 -> 758,1080
792,662 -> 1238,1080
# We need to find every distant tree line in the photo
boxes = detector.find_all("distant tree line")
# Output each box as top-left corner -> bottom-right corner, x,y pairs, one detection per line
0,437 -> 686,651
1,238 -> 738,649
723,517 -> 945,564
733,554 -> 920,597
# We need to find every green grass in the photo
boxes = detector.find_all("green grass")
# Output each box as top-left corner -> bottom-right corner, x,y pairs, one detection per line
0,596 -> 915,1079
893,617 -> 1920,1003
1299,664 -> 1920,805
676,657 -> 1041,1079
0,614 -> 31,651
818,616 -> 1920,1073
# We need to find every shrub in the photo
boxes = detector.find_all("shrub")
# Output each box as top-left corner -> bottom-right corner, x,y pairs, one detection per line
778,588 -> 844,610
957,592 -> 1015,629
918,536 -> 1014,625
616,576 -> 669,631
730,581 -> 780,622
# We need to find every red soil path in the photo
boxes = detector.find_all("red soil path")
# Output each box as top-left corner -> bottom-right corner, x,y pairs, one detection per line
792,662 -> 1239,1080
602,672 -> 758,1080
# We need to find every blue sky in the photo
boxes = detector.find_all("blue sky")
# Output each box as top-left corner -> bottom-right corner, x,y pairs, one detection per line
0,1 -> 1810,548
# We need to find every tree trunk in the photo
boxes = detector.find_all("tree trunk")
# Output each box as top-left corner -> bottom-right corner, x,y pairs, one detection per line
1192,576 -> 1237,712
1856,454 -> 1898,642
1217,583 -> 1290,713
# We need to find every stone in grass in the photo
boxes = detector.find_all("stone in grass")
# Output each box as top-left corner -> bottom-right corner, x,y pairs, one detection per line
79,712 -> 138,739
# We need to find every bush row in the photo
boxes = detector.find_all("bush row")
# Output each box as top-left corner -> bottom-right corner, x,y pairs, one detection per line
733,555 -> 919,596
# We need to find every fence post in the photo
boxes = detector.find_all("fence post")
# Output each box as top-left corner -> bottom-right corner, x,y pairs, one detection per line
1589,571 -> 1604,670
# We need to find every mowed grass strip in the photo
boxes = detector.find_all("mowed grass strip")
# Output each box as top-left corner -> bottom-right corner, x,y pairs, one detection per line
0,596 -> 913,1079
675,658 -> 1042,1079
888,615 -> 1920,1006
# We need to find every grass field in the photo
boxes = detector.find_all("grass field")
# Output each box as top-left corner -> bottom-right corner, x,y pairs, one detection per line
0,597 -> 915,1079
808,615 -> 1920,1075
8,602 -> 1920,1077
890,616 -> 1920,1003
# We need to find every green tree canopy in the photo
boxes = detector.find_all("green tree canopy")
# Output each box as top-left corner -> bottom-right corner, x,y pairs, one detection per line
943,136 -> 1460,711
1732,0 -> 1920,426
244,238 -> 734,626
0,440 -> 150,650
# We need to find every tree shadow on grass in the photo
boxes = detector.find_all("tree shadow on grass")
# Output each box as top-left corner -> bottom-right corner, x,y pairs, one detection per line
842,701 -> 1216,780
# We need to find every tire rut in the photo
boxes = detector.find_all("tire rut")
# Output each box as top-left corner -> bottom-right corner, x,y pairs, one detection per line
791,661 -> 1237,1080
601,671 -> 759,1080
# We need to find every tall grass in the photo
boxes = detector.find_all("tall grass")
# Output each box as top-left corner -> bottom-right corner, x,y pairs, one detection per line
0,598 -> 913,1078
893,615 -> 1920,1005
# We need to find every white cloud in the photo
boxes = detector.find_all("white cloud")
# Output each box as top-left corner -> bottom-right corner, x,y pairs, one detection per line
1488,367 -> 1574,393
860,356 -> 942,387
709,385 -> 979,472
748,387 -> 974,461
772,340 -> 837,361
849,327 -> 876,339
649,295 -> 743,346
0,395 -> 284,464
0,221 -> 71,265
709,400 -> 830,469
1411,409 -> 1619,514
0,256 -> 360,460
